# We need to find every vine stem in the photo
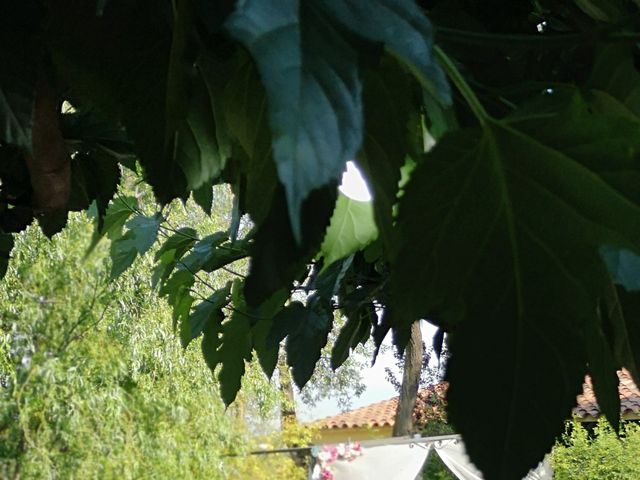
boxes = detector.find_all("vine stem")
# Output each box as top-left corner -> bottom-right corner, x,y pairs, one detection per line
434,45 -> 490,126
437,27 -> 640,47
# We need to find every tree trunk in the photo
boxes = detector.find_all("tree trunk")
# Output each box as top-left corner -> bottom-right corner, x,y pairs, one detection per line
27,77 -> 71,214
393,321 -> 423,437
278,354 -> 297,428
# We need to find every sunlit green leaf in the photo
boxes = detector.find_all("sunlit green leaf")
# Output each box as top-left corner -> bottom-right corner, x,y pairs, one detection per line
320,193 -> 378,268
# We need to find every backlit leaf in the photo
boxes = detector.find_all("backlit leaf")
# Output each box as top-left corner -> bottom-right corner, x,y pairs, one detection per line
268,301 -> 332,388
320,193 -> 378,268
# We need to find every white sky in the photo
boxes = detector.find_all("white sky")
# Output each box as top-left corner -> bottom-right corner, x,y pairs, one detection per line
339,161 -> 372,201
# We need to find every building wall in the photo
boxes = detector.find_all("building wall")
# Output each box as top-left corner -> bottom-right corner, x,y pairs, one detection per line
316,425 -> 393,444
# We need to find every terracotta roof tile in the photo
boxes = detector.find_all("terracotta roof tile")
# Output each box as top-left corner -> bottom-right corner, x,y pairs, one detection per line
314,370 -> 640,430
313,385 -> 445,430
314,396 -> 400,429
573,369 -> 640,420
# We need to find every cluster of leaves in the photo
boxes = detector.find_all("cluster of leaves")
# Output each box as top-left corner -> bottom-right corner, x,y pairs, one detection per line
552,419 -> 640,479
5,0 -> 640,478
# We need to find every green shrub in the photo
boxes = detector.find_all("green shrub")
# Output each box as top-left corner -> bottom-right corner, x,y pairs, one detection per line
552,419 -> 640,480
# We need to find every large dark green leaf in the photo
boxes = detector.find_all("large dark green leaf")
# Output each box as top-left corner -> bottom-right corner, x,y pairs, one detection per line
167,48 -> 231,192
331,311 -> 369,371
201,237 -> 251,273
244,186 -> 336,306
192,183 -> 213,215
88,195 -> 138,253
177,231 -> 250,276
358,64 -> 417,250
317,0 -> 450,103
160,270 -> 195,331
231,285 -> 289,379
225,1 -> 362,239
0,3 -> 42,151
49,1 -> 177,200
179,232 -> 227,272
183,282 -> 231,348
315,256 -> 353,302
201,281 -> 253,406
152,227 -> 197,287
68,151 -> 120,219
391,91 -> 640,478
223,56 -> 277,225
286,306 -> 331,389
506,89 -> 640,205
589,45 -> 640,116
268,301 -> 332,389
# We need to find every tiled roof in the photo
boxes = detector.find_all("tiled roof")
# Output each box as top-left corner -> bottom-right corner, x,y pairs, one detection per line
313,384 -> 446,430
314,396 -> 400,429
314,370 -> 640,430
573,369 -> 640,420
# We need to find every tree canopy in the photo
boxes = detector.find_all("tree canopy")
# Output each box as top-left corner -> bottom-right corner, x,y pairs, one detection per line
3,1 -> 640,478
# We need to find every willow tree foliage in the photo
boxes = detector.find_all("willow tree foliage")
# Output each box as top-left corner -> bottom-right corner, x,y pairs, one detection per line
3,1 -> 640,478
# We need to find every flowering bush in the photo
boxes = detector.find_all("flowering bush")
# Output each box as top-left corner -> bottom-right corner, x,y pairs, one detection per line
311,442 -> 363,480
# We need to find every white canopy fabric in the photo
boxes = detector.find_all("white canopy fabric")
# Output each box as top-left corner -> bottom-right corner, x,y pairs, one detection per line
311,435 -> 554,480
330,443 -> 431,480
433,438 -> 483,480
433,438 -> 553,480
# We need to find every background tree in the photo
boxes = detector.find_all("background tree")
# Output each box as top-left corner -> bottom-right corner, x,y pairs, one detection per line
0,182 -> 312,479
393,321 -> 424,437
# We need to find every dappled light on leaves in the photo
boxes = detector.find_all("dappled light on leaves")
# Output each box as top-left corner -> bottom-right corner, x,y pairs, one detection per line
3,1 -> 640,478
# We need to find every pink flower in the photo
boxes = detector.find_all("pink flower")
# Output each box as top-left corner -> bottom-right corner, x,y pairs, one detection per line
321,469 -> 334,480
